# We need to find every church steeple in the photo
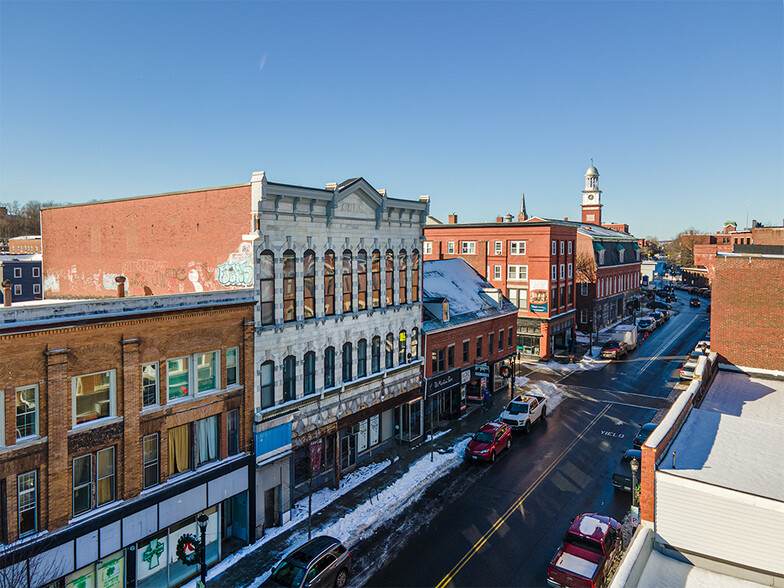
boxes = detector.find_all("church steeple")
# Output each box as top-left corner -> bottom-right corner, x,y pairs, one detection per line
581,163 -> 602,225
517,191 -> 528,222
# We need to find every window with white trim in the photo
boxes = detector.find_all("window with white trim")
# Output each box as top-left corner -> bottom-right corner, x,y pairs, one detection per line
33,284 -> 41,295
143,434 -> 159,489
568,263 -> 573,278
560,241 -> 565,255
580,308 -> 588,323
552,241 -> 557,255
494,265 -> 502,280
16,385 -> 38,440
14,284 -> 22,296
507,265 -> 528,281
142,363 -> 158,407
167,357 -> 191,401
461,241 -> 476,254
13,267 -> 21,278
581,281 -> 588,296
560,264 -> 565,279
494,241 -> 502,255
196,351 -> 219,393
226,347 -> 238,386
18,470 -> 37,537
423,241 -> 432,255
447,242 -> 455,254
72,370 -> 117,428
73,446 -> 115,516
33,266 -> 40,277
510,241 -> 526,255
568,241 -> 573,255
551,265 -> 557,281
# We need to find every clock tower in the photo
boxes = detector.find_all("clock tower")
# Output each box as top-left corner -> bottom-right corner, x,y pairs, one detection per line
581,165 -> 602,225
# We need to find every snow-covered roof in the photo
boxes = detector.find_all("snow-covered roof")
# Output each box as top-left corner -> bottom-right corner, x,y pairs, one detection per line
0,253 -> 42,262
422,259 -> 517,330
658,372 -> 784,501
637,549 -> 768,588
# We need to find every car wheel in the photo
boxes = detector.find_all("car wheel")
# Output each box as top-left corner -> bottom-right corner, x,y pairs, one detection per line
524,420 -> 532,434
506,437 -> 511,450
335,568 -> 349,588
541,407 -> 547,421
490,451 -> 496,463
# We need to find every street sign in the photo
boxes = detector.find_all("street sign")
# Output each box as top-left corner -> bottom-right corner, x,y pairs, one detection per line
474,363 -> 489,377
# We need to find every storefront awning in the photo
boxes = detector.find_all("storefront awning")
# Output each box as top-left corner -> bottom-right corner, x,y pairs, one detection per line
594,243 -> 606,251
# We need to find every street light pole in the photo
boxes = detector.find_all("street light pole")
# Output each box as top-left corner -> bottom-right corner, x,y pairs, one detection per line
197,513 -> 209,587
630,458 -> 640,510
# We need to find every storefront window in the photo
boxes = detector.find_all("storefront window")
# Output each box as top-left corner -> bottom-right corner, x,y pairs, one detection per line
66,549 -> 125,588
398,400 -> 423,442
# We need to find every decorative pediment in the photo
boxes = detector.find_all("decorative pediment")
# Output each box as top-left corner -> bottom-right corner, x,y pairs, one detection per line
333,178 -> 385,221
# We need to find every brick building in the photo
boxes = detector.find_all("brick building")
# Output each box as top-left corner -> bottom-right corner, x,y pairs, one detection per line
247,173 -> 428,536
40,184 -> 254,298
693,223 -> 784,285
1,254 -> 43,304
0,290 -> 255,587
422,259 -> 518,425
423,216 -> 577,359
8,236 -> 42,255
711,250 -> 784,372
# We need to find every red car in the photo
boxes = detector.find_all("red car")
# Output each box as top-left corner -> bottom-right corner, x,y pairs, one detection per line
465,422 -> 512,463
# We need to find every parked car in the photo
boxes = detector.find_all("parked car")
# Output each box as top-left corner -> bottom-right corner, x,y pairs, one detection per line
600,340 -> 628,359
612,449 -> 642,492
546,513 -> 622,588
500,394 -> 547,434
650,311 -> 665,326
465,421 -> 512,462
267,536 -> 351,588
659,308 -> 670,321
637,317 -> 656,332
679,359 -> 698,381
666,294 -> 677,302
633,422 -> 658,449
690,297 -> 701,307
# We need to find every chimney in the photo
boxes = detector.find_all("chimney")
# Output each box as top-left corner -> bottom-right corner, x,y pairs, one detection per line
448,214 -> 458,224
377,189 -> 387,198
419,195 -> 430,203
564,217 -> 569,221
505,214 -> 513,223
496,216 -> 503,223
325,182 -> 338,191
2,280 -> 11,307
115,275 -> 127,298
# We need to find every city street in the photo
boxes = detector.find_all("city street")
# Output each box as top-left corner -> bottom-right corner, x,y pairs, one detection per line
357,296 -> 710,587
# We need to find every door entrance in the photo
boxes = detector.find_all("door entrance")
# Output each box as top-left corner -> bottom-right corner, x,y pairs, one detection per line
264,485 -> 281,529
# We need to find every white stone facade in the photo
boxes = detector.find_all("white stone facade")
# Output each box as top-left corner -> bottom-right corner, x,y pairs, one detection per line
246,172 -> 429,533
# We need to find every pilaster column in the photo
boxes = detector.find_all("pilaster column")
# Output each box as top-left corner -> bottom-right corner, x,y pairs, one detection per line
121,338 -> 141,497
45,348 -> 70,527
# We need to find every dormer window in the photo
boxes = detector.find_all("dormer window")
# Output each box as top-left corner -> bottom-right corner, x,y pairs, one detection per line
442,300 -> 449,322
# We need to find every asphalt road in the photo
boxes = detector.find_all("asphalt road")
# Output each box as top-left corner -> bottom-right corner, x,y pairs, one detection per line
357,293 -> 710,588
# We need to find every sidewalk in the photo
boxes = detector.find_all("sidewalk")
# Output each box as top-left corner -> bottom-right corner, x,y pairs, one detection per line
207,386 -> 517,587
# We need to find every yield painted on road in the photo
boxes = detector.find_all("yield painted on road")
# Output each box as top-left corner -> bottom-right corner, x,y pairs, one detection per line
434,404 -> 613,588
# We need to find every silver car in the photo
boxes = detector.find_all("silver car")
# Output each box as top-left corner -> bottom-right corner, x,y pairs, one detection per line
267,536 -> 352,588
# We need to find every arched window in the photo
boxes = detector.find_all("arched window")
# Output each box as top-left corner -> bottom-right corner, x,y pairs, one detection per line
385,333 -> 395,369
371,336 -> 381,373
303,250 -> 316,320
324,347 -> 335,388
371,250 -> 381,309
260,360 -> 274,408
283,250 -> 296,323
411,249 -> 420,302
259,251 -> 275,326
343,249 -> 353,313
342,342 -> 353,382
357,250 -> 368,311
411,327 -> 419,358
385,250 -> 395,306
324,250 -> 335,316
399,330 -> 407,364
304,351 -> 316,395
283,356 -> 296,401
357,339 -> 367,378
399,250 -> 407,304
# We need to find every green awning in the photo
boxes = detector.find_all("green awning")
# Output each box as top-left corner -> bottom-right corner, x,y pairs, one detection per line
632,242 -> 641,249
594,243 -> 606,251
616,243 -> 625,251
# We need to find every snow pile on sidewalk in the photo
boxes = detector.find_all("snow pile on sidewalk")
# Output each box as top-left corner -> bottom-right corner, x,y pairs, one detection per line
244,436 -> 472,588
194,458 -> 392,586
521,354 -> 609,374
524,380 -> 567,411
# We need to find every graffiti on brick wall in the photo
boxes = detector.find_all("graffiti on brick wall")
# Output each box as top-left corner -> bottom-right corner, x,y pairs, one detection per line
216,243 -> 253,288
43,273 -> 60,293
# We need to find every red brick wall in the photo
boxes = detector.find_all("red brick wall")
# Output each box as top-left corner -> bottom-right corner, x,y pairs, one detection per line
712,255 -> 784,371
423,313 -> 518,378
694,243 -> 732,283
752,226 -> 784,245
0,302 -> 254,541
40,184 -> 253,297
9,237 -> 42,255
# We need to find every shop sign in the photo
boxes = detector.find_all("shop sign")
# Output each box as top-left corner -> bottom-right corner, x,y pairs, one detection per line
141,537 -> 166,572
461,369 -> 471,384
426,369 -> 461,396
529,279 -> 549,313
97,555 -> 124,588
474,363 -> 489,377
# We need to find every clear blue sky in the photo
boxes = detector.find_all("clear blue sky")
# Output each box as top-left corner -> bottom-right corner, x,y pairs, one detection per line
1,1 -> 782,240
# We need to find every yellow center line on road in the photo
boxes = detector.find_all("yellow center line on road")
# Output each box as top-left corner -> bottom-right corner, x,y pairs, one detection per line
434,403 -> 613,588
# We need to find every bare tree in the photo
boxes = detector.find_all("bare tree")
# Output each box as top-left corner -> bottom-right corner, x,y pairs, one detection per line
641,236 -> 662,259
0,538 -> 66,588
574,252 -> 596,283
666,228 -> 702,267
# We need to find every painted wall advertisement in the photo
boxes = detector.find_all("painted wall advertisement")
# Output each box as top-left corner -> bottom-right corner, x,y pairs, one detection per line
529,279 -> 549,313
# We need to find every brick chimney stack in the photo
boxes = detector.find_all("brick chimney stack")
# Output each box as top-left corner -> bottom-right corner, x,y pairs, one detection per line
115,275 -> 127,298
2,279 -> 11,306
448,214 -> 458,224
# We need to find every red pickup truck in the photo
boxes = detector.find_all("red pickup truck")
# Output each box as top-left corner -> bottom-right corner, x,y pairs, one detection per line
546,513 -> 621,588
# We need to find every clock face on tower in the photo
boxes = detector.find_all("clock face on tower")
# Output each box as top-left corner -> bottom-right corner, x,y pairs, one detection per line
588,194 -> 594,200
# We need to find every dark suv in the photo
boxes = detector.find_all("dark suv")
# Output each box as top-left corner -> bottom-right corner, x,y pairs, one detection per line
267,536 -> 351,588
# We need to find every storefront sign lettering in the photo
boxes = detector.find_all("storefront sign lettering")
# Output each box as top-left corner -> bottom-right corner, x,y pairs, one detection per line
426,369 -> 461,396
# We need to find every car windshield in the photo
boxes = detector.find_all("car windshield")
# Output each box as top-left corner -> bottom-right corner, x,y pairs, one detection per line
507,403 -> 528,414
474,431 -> 494,443
271,561 -> 307,587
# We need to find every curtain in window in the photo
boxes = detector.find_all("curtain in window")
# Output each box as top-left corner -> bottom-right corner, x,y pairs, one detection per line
197,416 -> 218,465
168,424 -> 191,474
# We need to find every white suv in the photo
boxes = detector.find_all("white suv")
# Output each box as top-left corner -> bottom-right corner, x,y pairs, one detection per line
500,394 -> 547,434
